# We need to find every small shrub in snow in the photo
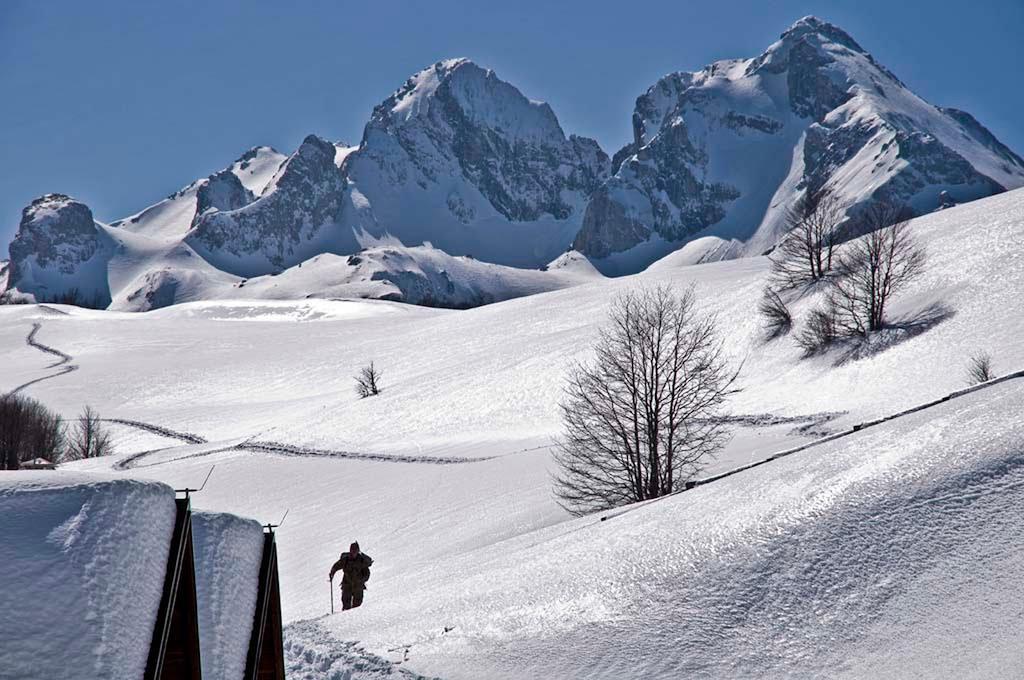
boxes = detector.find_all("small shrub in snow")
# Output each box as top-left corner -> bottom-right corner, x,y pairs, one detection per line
355,362 -> 382,398
758,287 -> 792,339
966,352 -> 995,385
796,303 -> 839,356
65,406 -> 113,461
554,285 -> 738,516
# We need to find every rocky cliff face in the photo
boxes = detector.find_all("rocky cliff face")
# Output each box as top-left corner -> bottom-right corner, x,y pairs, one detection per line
192,170 -> 255,226
340,59 -> 609,267
5,194 -> 110,305
185,135 -> 348,276
574,16 -> 1024,266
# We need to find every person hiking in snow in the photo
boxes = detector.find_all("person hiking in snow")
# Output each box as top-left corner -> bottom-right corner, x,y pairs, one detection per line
329,541 -> 373,610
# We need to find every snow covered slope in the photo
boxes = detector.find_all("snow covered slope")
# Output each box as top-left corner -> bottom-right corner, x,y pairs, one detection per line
5,188 -> 1024,458
3,108 -> 1024,680
576,16 -> 1024,270
292,377 -> 1024,679
214,245 -> 601,309
103,244 -> 597,312
0,473 -> 177,679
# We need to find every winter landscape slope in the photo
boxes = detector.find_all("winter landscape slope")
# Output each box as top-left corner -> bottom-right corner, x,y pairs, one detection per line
6,17 -> 1022,310
3,189 -> 1024,677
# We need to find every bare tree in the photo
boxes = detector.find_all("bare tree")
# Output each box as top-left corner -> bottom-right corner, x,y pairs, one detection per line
22,409 -> 65,464
966,352 -> 995,385
554,285 -> 738,516
758,287 -> 792,339
829,202 -> 926,335
354,362 -> 382,398
770,187 -> 846,289
65,406 -> 113,461
0,395 -> 28,469
0,394 -> 65,468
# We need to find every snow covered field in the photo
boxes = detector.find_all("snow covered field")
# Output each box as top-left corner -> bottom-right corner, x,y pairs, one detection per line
3,189 -> 1024,677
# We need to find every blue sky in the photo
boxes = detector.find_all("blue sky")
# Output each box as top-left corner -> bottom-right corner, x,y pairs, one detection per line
2,0 -> 1022,248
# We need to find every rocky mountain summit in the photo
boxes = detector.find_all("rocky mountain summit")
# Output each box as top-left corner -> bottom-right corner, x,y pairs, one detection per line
186,134 -> 348,276
6,194 -> 111,305
339,58 -> 610,266
575,16 -> 1024,268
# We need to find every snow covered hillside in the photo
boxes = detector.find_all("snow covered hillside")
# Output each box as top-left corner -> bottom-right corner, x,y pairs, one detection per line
3,188 -> 1024,677
576,16 -> 1024,271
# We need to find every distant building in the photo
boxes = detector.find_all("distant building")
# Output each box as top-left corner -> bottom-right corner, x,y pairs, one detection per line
20,458 -> 56,470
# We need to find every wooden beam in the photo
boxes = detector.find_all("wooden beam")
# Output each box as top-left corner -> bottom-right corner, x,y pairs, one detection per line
245,531 -> 286,680
145,497 -> 203,680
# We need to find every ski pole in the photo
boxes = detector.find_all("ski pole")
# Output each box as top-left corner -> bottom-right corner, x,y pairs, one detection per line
329,576 -> 334,614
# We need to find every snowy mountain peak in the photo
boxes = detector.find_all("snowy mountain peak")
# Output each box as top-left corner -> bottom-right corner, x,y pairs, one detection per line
341,58 -> 609,266
375,58 -> 565,144
296,134 -> 336,161
778,15 -> 866,53
185,133 -> 347,276
574,17 -> 1024,268
229,145 -> 288,197
23,193 -> 83,221
192,170 -> 254,225
385,58 -> 472,124
231,145 -> 279,171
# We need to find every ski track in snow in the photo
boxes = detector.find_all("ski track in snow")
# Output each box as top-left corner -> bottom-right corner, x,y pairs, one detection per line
7,326 -> 493,469
105,418 -> 208,445
236,441 -> 492,465
7,322 -> 79,396
107,414 -> 842,472
107,420 -> 496,470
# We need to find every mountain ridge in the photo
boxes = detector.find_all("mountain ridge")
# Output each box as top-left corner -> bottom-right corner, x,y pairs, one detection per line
5,16 -> 1022,308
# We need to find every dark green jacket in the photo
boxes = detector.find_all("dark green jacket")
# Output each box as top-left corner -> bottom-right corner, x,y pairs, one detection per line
330,552 -> 373,589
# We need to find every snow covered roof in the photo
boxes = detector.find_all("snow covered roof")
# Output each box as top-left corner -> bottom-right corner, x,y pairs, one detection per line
192,511 -> 265,680
0,472 -> 177,679
0,473 -> 280,680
